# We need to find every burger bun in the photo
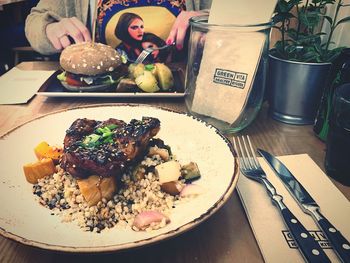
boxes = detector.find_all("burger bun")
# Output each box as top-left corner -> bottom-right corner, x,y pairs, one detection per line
59,42 -> 122,76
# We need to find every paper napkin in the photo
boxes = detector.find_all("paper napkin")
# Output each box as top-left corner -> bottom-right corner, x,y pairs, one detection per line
237,154 -> 350,263
208,0 -> 278,25
0,67 -> 55,105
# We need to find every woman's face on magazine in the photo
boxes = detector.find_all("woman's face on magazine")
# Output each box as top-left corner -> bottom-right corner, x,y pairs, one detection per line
128,18 -> 144,41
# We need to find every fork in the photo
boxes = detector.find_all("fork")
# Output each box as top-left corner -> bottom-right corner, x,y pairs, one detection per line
233,135 -> 331,263
134,42 -> 175,64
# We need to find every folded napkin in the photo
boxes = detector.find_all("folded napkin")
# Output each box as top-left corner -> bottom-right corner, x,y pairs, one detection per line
0,67 -> 55,105
237,154 -> 350,263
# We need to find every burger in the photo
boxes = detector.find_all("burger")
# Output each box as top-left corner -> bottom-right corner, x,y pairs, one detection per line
57,42 -> 128,91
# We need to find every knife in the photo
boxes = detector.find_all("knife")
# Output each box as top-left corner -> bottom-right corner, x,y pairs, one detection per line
258,149 -> 350,263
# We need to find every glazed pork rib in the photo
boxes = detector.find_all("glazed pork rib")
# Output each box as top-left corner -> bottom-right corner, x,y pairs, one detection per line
61,117 -> 160,179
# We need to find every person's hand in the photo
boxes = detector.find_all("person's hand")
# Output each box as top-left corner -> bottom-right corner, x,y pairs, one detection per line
46,17 -> 91,50
166,10 -> 202,50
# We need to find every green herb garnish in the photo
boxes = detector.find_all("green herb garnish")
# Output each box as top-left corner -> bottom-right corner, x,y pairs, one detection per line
82,134 -> 101,148
81,124 -> 118,148
106,124 -> 118,130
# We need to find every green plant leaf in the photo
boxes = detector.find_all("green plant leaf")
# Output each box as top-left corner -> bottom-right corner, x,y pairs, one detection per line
272,12 -> 295,24
322,15 -> 333,25
285,45 -> 298,54
270,0 -> 347,63
303,54 -> 319,62
314,43 -> 322,53
296,34 -> 323,42
276,0 -> 289,12
318,0 -> 335,8
288,0 -> 302,10
299,9 -> 322,29
276,0 -> 299,12
272,25 -> 282,30
326,52 -> 341,62
323,47 -> 345,62
335,16 -> 350,28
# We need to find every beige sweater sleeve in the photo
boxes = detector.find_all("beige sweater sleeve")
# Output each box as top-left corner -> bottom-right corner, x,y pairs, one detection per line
25,0 -> 88,55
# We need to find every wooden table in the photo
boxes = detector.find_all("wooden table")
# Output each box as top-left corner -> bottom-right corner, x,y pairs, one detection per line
0,62 -> 349,263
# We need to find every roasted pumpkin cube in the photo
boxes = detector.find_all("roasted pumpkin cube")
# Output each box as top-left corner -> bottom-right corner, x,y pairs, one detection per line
34,141 -> 63,163
23,158 -> 56,184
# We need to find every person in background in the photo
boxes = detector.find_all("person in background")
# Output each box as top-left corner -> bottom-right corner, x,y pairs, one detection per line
25,0 -> 211,57
0,0 -> 39,71
115,12 -> 144,62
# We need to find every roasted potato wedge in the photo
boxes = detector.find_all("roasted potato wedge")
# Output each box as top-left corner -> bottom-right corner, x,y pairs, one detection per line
77,175 -> 117,206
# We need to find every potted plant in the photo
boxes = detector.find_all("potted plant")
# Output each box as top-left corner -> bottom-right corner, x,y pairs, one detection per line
268,0 -> 350,124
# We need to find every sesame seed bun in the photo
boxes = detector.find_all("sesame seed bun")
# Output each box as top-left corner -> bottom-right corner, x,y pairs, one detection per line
59,42 -> 122,76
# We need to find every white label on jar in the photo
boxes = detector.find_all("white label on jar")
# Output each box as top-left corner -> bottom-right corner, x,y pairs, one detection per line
213,69 -> 247,89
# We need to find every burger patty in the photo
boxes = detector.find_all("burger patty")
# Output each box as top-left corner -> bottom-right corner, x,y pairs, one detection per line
60,117 -> 161,179
64,65 -> 128,87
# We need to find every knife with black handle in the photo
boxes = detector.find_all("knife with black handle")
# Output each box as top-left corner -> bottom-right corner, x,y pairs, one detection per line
258,149 -> 350,263
259,176 -> 331,263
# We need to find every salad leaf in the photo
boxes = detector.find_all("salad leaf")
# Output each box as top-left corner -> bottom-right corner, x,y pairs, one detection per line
57,72 -> 66,81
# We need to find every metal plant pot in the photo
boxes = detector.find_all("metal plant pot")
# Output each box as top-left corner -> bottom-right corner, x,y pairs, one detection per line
267,54 -> 332,125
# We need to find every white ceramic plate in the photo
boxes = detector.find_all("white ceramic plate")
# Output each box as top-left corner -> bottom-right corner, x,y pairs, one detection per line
0,104 -> 238,253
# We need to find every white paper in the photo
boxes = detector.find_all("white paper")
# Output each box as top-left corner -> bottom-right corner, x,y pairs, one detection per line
190,30 -> 265,124
209,0 -> 278,25
237,154 -> 350,263
0,68 -> 55,105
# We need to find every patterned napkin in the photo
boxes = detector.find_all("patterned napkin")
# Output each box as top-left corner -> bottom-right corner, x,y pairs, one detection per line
237,154 -> 350,263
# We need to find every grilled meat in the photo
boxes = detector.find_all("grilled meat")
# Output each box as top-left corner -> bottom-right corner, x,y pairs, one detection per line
61,117 -> 160,179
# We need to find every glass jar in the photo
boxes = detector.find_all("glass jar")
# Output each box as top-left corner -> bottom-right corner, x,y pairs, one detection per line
184,15 -> 271,133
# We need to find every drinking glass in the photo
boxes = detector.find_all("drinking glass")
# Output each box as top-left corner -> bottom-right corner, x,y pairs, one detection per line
325,83 -> 350,186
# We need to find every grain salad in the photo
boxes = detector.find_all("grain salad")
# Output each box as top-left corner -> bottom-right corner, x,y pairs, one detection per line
33,153 -> 182,233
24,117 -> 203,233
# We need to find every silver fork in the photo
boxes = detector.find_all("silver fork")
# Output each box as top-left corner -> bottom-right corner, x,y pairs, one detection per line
134,42 -> 175,64
233,135 -> 331,263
